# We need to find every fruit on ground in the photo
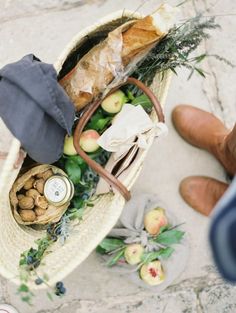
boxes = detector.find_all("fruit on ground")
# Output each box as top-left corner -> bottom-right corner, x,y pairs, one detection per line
124,243 -> 144,265
101,90 -> 126,114
63,135 -> 77,156
144,208 -> 168,236
140,260 -> 165,286
80,130 -> 100,153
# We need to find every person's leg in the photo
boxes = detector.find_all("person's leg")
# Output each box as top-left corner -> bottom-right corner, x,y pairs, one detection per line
224,123 -> 236,168
180,176 -> 229,216
171,104 -> 236,214
172,105 -> 236,175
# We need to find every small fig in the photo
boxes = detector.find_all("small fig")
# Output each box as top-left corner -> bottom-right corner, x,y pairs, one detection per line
26,189 -> 40,200
144,208 -> 168,236
124,244 -> 144,265
19,209 -> 36,222
101,90 -> 126,114
18,196 -> 34,210
140,260 -> 165,286
80,130 -> 100,153
23,177 -> 35,190
34,179 -> 45,194
63,135 -> 77,156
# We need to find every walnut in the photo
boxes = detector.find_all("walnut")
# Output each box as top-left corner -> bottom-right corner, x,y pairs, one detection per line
34,207 -> 46,216
17,194 -> 24,200
26,189 -> 40,200
36,169 -> 53,181
34,179 -> 45,194
19,209 -> 36,222
23,177 -> 35,190
35,196 -> 48,210
18,196 -> 34,210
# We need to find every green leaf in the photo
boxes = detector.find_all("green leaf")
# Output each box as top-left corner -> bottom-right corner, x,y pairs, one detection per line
47,291 -> 54,301
156,229 -> 185,245
18,283 -> 29,293
21,295 -> 32,305
141,247 -> 174,263
170,67 -> 178,75
132,94 -> 153,111
86,110 -> 112,132
195,67 -> 206,78
96,245 -> 106,255
67,155 -> 85,165
159,225 -> 170,234
195,53 -> 207,63
65,159 -> 81,184
158,247 -> 175,259
126,90 -> 135,101
72,197 -> 84,210
99,238 -> 124,253
107,249 -> 125,267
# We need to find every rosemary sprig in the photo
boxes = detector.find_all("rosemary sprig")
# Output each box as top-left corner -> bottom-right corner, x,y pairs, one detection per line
130,14 -> 233,93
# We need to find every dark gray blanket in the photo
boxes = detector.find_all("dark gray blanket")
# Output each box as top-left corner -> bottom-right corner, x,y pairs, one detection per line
0,54 -> 75,163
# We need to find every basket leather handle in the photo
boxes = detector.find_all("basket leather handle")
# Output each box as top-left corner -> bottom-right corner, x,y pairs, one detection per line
73,77 -> 165,201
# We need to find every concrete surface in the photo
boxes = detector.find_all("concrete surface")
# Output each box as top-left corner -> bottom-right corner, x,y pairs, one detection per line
0,0 -> 236,312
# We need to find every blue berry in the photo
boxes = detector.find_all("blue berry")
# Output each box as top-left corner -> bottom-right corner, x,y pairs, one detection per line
26,256 -> 34,265
35,278 -> 43,285
82,193 -> 89,200
55,228 -> 62,235
47,225 -> 53,235
56,281 -> 63,289
60,286 -> 66,295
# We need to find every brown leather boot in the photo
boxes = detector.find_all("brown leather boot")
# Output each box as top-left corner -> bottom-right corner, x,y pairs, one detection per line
180,176 -> 229,216
172,105 -> 236,175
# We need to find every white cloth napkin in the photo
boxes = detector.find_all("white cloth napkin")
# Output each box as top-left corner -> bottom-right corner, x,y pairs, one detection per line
97,103 -> 168,160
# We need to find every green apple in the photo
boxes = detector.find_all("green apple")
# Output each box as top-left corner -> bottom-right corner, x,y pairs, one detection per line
79,129 -> 100,153
124,243 -> 144,265
63,135 -> 77,156
101,90 -> 126,114
140,260 -> 165,286
144,208 -> 168,236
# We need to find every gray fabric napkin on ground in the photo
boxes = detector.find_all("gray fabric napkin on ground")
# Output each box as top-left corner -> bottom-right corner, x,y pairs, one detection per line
0,54 -> 75,163
103,193 -> 189,292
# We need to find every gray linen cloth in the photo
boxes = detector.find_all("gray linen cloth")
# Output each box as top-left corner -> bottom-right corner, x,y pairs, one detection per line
0,54 -> 75,164
104,193 -> 189,292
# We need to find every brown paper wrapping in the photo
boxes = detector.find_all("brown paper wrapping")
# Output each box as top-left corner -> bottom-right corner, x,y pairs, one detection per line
60,15 -> 165,112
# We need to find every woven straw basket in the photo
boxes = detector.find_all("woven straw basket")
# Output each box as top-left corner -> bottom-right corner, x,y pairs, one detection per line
0,10 -> 172,287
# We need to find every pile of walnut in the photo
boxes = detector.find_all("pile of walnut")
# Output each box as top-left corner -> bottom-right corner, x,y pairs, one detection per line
17,169 -> 53,222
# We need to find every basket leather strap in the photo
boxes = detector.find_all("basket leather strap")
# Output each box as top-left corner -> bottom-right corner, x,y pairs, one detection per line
73,77 -> 165,201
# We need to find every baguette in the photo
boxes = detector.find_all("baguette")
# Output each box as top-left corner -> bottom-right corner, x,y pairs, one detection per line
60,4 -> 177,111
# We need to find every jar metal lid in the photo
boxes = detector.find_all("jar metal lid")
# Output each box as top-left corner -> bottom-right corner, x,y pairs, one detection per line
44,175 -> 74,206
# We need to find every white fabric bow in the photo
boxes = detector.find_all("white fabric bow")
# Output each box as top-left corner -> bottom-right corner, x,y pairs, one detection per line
97,103 -> 168,159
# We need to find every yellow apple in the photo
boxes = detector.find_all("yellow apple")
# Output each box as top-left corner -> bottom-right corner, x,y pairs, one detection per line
79,130 -> 100,153
63,135 -> 77,155
101,90 -> 126,114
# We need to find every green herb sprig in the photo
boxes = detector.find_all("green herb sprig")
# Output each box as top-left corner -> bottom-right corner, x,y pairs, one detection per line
129,14 -> 233,94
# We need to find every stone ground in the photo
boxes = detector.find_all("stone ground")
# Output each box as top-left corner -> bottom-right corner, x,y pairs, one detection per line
0,0 -> 236,312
